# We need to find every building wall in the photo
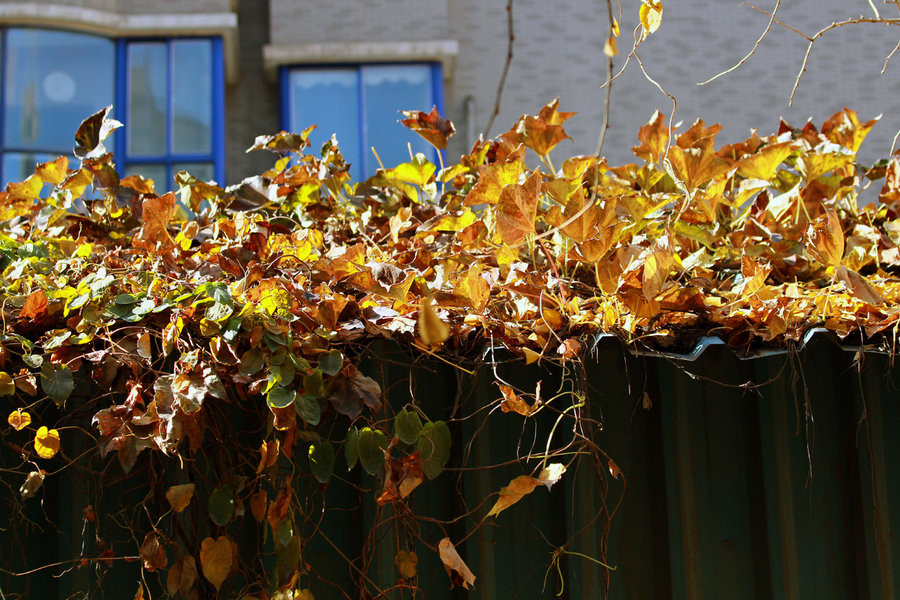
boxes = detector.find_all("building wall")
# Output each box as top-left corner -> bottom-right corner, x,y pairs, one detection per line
0,0 -> 895,183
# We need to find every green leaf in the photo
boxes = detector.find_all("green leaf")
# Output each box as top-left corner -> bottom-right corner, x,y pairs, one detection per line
357,427 -> 387,475
205,283 -> 233,306
303,369 -> 324,398
238,348 -> 265,376
394,409 -> 423,445
318,350 -> 343,376
417,421 -> 451,479
275,519 -> 293,548
266,386 -> 295,409
308,440 -> 335,483
40,363 -> 74,406
344,428 -> 359,470
294,393 -> 321,426
208,485 -> 235,527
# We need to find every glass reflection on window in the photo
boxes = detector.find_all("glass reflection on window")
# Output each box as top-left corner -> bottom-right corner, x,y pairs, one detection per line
3,29 -> 114,152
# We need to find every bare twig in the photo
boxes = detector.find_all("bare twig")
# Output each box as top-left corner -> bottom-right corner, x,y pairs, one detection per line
596,0 -> 616,157
484,0 -> 515,135
882,38 -> 900,72
697,0 -> 781,86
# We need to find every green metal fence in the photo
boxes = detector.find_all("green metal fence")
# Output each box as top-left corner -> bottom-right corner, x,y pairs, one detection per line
2,332 -> 897,598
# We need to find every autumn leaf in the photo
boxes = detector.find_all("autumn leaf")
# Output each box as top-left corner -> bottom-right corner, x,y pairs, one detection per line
487,475 -> 541,517
418,296 -> 450,346
437,538 -> 476,590
496,170 -> 542,246
167,555 -> 198,596
34,426 -> 60,459
453,264 -> 491,312
835,265 -> 883,305
821,108 -> 879,154
35,156 -> 68,186
395,550 -> 418,580
735,141 -> 794,181
200,536 -> 233,591
74,105 -> 122,159
633,111 -> 670,165
665,142 -> 730,192
639,0 -> 663,38
19,470 -> 44,500
808,208 -> 844,267
250,490 -> 267,522
498,384 -> 534,416
641,235 -> 674,300
463,157 -> 524,207
165,483 -> 195,513
133,192 -> 177,253
400,106 -> 456,150
19,289 -> 48,321
536,463 -> 567,489
0,372 -> 14,396
503,98 -> 575,157
8,409 -> 31,430
140,532 -> 168,571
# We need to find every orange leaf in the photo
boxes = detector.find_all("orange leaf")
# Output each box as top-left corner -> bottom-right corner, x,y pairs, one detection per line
437,538 -> 476,590
133,192 -> 177,253
496,170 -> 542,246
642,235 -> 673,300
34,426 -> 60,459
250,490 -> 268,523
665,144 -> 730,192
502,98 -> 575,157
400,106 -> 456,150
199,536 -> 233,591
821,107 -> 879,154
19,289 -> 48,321
165,483 -> 195,513
418,296 -> 449,346
632,110 -> 670,165
8,409 -> 31,430
487,475 -> 541,517
808,208 -> 844,267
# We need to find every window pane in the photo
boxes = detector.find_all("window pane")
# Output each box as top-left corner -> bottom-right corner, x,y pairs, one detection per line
172,40 -> 212,154
127,43 -> 167,156
362,65 -> 433,174
289,69 -> 361,180
173,162 -> 214,183
2,152 -> 54,188
124,163 -> 167,193
4,29 -> 114,152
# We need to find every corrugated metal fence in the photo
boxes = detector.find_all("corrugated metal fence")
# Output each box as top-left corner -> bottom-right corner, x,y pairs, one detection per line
2,332 -> 898,598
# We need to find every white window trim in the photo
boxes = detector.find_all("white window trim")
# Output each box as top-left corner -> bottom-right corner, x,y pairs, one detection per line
0,3 -> 239,83
263,40 -> 458,82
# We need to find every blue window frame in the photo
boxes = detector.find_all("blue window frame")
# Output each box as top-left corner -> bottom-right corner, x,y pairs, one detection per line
281,63 -> 443,181
0,28 -> 224,190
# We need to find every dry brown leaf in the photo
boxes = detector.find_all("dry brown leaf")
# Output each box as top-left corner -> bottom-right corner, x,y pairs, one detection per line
140,532 -> 167,572
166,555 -> 198,596
395,550 -> 418,580
498,384 -> 534,416
437,538 -> 476,590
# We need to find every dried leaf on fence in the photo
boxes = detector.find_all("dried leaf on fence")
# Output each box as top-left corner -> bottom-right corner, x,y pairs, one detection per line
438,538 -> 476,589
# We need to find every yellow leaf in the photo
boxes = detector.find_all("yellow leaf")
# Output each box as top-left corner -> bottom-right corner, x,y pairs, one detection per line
165,483 -> 196,513
835,265 -> 884,305
642,235 -> 673,300
8,409 -> 31,430
296,590 -> 315,600
464,158 -> 524,207
453,264 -> 490,312
0,371 -> 15,396
639,1 -> 663,38
418,296 -> 449,346
36,156 -> 68,186
736,141 -> 793,181
496,170 -> 542,246
522,347 -> 541,365
487,475 -> 541,517
498,385 -> 534,416
200,535 -> 233,591
603,35 -> 618,57
395,550 -> 418,579
437,538 -> 476,590
34,426 -> 60,459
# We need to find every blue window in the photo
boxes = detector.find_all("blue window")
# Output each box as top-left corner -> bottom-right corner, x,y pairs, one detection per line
0,28 -> 224,190
282,64 -> 443,181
